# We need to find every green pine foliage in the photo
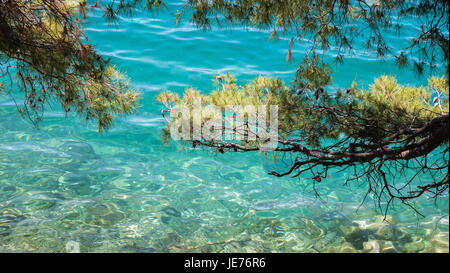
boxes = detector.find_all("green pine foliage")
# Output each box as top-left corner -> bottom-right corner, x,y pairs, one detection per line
157,74 -> 449,147
0,0 -> 139,131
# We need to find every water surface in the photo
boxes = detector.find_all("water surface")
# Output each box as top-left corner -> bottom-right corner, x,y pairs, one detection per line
0,2 -> 448,252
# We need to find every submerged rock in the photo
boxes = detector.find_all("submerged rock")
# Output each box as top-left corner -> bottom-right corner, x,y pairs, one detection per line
337,213 -> 430,253
162,207 -> 182,217
373,224 -> 395,241
58,172 -> 94,196
430,232 -> 449,252
403,237 -> 425,252
161,216 -> 171,224
340,242 -> 358,253
84,202 -> 126,227
23,199 -> 56,211
363,240 -> 380,253
0,209 -> 26,236
2,185 -> 16,192
344,228 -> 371,250
380,241 -> 398,253
59,141 -> 97,159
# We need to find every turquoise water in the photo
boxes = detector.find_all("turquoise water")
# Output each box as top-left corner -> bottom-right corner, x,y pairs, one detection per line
0,2 -> 448,252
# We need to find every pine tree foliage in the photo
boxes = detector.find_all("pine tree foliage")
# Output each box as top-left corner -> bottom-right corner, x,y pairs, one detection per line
0,0 -> 139,131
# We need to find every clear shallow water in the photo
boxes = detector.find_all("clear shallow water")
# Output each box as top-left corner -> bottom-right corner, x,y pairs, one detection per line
0,2 -> 448,252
